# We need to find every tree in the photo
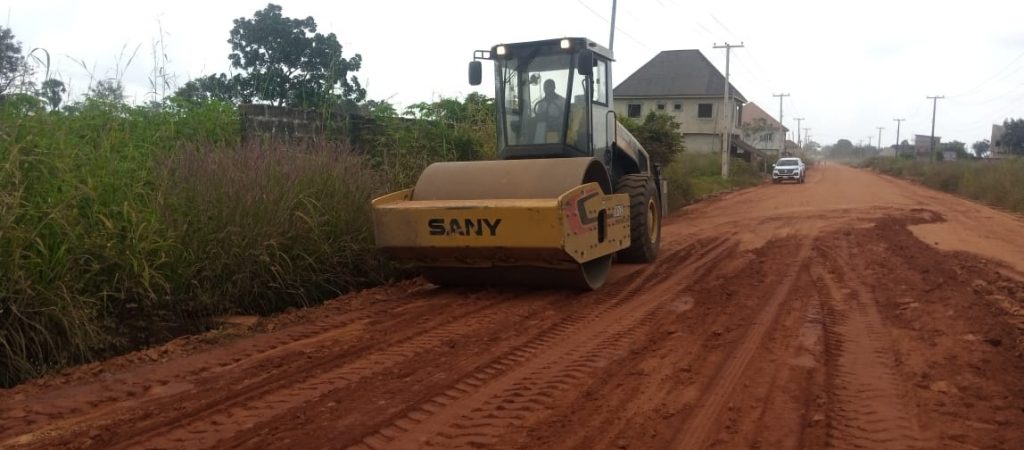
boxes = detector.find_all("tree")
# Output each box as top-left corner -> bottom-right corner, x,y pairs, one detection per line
0,26 -> 25,97
1001,118 -> 1024,155
972,139 -> 990,157
621,112 -> 685,166
87,79 -> 125,103
833,139 -> 854,154
175,73 -> 242,104
38,78 -> 66,110
225,3 -> 364,108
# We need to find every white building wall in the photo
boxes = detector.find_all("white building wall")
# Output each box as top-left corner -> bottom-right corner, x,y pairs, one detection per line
615,97 -> 725,135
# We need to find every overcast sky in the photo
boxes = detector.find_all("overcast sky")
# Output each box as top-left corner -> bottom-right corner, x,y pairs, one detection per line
6,0 -> 1023,147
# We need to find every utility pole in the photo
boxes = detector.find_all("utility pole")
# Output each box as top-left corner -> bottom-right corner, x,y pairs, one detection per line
609,0 -> 618,51
876,126 -> 884,155
794,117 -> 805,150
893,118 -> 905,149
773,93 -> 790,157
927,95 -> 944,162
714,42 -> 744,178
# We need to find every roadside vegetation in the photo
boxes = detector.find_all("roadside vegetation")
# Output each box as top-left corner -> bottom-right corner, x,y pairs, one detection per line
0,5 -> 761,386
621,112 -> 764,212
663,154 -> 763,211
863,157 -> 1024,214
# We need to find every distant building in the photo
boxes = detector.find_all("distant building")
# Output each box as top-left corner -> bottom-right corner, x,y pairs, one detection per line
739,102 -> 788,155
614,50 -> 746,155
914,134 -> 941,157
784,139 -> 800,156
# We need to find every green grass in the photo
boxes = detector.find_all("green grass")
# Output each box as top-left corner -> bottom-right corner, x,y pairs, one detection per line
662,153 -> 764,211
1,94 -> 764,387
0,99 -> 391,386
863,157 -> 1024,213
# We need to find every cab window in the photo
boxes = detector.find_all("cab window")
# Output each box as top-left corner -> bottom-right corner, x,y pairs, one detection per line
592,59 -> 608,105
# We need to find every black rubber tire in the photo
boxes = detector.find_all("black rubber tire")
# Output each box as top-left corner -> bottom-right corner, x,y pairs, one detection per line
615,174 -> 661,263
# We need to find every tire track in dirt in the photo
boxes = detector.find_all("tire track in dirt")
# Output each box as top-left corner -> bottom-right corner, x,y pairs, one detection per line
104,291 -> 554,450
813,244 -> 924,450
670,239 -> 812,449
1,288 -> 447,448
348,237 -> 736,449
737,262 -> 826,450
3,289 -> 499,450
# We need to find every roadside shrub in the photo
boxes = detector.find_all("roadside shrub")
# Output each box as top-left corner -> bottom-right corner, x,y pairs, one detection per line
0,99 -> 390,386
662,153 -> 762,212
1,100 -> 238,384
864,157 -> 1024,214
157,140 -> 392,317
361,94 -> 496,190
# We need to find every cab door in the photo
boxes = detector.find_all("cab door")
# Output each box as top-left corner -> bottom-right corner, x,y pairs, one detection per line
589,58 -> 613,171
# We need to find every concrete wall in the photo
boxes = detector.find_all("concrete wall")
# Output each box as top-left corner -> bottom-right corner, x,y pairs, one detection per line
239,104 -> 334,142
683,133 -> 721,154
914,134 -> 941,156
742,128 -> 786,153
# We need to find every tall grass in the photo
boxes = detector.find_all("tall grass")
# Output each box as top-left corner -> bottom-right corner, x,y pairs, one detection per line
662,153 -> 763,211
0,99 -> 389,386
864,157 -> 1024,213
1,92 -> 763,386
158,141 -> 391,316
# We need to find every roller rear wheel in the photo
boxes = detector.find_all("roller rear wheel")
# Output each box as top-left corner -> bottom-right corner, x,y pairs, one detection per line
615,174 -> 661,263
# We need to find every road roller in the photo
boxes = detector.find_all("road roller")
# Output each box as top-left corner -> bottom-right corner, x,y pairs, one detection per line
372,37 -> 665,289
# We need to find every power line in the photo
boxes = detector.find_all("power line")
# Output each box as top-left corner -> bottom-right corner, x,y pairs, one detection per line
950,49 -> 1024,98
574,0 -> 655,51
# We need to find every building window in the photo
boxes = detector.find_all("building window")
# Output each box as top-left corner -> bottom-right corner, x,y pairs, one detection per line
673,103 -> 682,111
657,103 -> 665,111
698,103 -> 713,118
627,104 -> 641,118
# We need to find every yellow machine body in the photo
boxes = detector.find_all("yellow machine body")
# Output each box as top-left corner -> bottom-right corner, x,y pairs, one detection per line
371,157 -> 630,289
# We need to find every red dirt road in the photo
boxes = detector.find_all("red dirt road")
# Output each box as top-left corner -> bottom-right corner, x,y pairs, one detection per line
2,164 -> 1024,449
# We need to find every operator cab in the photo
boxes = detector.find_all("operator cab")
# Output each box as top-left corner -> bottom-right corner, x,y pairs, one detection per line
470,38 -> 615,164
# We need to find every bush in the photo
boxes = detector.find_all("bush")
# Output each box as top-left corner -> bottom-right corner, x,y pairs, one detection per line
864,157 -> 1024,214
158,141 -> 391,316
661,153 -> 762,211
0,99 -> 390,386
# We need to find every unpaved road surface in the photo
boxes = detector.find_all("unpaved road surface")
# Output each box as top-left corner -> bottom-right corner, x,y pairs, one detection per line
3,164 -> 1024,449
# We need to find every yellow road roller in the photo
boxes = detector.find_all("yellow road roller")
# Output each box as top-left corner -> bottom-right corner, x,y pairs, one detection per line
372,37 -> 665,289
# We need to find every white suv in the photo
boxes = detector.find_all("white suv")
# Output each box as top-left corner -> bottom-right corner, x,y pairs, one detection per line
772,157 -> 806,184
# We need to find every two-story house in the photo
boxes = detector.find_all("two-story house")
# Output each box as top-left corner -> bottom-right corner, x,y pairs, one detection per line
738,102 -> 788,155
613,49 -> 747,155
